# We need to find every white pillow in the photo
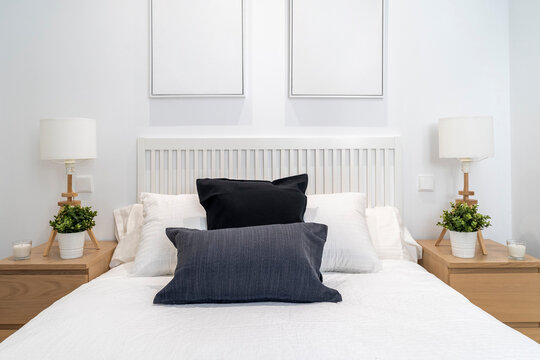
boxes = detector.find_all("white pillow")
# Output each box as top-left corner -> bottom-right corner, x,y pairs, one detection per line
304,193 -> 381,273
366,206 -> 422,262
110,204 -> 143,268
133,193 -> 207,276
124,195 -> 420,274
403,227 -> 422,262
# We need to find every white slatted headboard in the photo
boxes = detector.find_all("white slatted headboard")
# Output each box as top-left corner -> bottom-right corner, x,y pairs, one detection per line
137,136 -> 402,212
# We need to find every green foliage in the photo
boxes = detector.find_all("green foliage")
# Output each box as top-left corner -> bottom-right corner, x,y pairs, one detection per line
49,205 -> 97,234
437,202 -> 491,233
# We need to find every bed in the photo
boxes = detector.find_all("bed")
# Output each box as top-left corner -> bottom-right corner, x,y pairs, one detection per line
1,136 -> 538,359
1,260 -> 538,359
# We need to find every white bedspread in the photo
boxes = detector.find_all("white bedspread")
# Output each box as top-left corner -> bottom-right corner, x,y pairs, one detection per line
1,260 -> 538,359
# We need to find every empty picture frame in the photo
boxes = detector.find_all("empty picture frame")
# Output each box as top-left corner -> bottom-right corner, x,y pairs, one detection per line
289,0 -> 384,98
151,0 -> 244,97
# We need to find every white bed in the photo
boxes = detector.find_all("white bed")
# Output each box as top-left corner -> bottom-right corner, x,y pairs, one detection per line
1,136 -> 538,358
1,260 -> 538,359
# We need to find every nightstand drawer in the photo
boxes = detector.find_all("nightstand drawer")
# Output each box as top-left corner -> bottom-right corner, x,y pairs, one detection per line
0,274 -> 87,324
449,272 -> 540,322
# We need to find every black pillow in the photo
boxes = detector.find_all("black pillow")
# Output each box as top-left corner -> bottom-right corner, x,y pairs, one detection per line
196,174 -> 308,230
154,223 -> 342,305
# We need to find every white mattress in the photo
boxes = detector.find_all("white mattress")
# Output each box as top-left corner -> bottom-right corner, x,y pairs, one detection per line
1,260 -> 538,359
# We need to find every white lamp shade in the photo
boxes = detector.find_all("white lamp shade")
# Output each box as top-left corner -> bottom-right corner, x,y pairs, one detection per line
438,116 -> 494,160
40,118 -> 97,160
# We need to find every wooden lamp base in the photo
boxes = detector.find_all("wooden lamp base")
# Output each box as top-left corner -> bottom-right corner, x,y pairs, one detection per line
43,173 -> 100,257
435,171 -> 488,255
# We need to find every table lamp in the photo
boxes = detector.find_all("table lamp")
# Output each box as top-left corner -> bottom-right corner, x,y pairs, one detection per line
40,118 -> 100,256
435,116 -> 494,254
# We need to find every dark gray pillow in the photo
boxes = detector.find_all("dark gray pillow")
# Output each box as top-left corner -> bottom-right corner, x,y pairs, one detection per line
154,223 -> 342,304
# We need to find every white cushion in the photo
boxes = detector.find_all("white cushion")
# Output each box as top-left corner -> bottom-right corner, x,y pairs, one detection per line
304,193 -> 381,273
133,193 -> 207,276
129,193 -> 419,276
403,227 -> 422,262
366,206 -> 422,262
110,204 -> 143,268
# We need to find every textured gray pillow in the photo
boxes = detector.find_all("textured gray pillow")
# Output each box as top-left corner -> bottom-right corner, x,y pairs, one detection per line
154,223 -> 342,304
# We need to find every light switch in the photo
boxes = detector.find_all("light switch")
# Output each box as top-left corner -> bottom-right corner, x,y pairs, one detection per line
418,175 -> 434,192
76,175 -> 94,193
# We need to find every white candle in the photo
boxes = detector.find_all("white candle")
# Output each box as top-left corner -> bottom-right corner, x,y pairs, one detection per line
508,244 -> 526,258
13,243 -> 31,259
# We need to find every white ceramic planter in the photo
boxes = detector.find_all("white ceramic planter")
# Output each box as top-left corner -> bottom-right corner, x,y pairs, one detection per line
449,231 -> 477,258
57,231 -> 85,259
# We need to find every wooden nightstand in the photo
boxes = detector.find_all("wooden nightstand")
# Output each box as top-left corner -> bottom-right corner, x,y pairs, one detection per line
0,240 -> 116,342
418,239 -> 540,342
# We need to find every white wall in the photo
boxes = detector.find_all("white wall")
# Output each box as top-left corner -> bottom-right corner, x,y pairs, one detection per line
388,0 -> 512,245
509,0 -> 540,257
0,0 -> 512,258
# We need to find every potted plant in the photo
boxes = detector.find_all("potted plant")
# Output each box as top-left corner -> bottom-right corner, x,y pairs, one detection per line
49,205 -> 97,259
437,202 -> 491,258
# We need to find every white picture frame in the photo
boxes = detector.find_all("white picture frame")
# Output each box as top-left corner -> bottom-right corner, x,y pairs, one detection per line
150,0 -> 244,97
289,0 -> 384,98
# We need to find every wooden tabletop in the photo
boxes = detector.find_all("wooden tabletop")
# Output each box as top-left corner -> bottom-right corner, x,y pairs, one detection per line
0,241 -> 117,271
418,239 -> 540,269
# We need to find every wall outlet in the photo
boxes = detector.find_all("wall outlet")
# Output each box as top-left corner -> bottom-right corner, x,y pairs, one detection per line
76,175 -> 94,193
418,175 -> 434,192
